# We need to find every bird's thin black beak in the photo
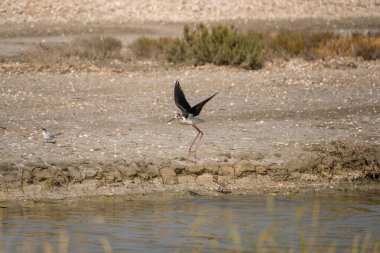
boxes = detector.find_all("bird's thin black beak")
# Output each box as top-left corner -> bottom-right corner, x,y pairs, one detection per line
168,117 -> 175,123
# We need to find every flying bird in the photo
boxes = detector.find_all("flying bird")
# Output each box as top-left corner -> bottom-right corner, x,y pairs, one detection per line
169,80 -> 218,154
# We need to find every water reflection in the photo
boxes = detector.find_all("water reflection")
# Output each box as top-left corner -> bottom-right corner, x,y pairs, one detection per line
0,191 -> 379,252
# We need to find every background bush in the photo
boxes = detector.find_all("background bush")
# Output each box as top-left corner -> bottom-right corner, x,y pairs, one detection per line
20,25 -> 379,71
164,24 -> 264,70
128,24 -> 264,70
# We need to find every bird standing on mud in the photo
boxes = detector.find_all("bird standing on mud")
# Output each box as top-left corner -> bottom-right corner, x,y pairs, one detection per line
169,80 -> 218,154
41,128 -> 62,143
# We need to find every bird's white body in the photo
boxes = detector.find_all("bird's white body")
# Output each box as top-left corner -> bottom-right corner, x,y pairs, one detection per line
179,115 -> 205,125
41,128 -> 62,143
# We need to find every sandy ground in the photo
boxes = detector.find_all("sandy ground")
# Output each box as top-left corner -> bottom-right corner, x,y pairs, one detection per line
1,58 -> 379,200
1,0 -> 380,25
0,1 -> 379,200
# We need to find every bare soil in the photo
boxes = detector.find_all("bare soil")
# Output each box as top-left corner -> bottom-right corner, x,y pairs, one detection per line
1,53 -> 379,200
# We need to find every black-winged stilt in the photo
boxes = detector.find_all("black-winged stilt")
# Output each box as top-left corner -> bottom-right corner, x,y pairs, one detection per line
169,80 -> 218,154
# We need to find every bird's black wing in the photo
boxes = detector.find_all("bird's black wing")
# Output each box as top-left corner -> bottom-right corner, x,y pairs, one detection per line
190,92 -> 218,116
174,80 -> 192,114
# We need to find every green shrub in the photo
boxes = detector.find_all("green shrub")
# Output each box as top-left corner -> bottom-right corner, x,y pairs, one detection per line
165,24 -> 264,69
165,38 -> 188,63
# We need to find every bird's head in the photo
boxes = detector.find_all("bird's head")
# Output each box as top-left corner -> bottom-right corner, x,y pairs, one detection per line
168,113 -> 182,123
41,128 -> 47,132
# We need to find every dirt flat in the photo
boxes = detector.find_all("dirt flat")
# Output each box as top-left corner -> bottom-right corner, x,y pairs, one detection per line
0,1 -> 379,200
1,57 -> 379,200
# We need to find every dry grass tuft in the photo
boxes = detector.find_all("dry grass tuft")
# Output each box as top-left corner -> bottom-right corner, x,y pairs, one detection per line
265,31 -> 334,59
23,35 -> 122,67
269,31 -> 307,57
315,33 -> 380,60
263,31 -> 380,61
350,34 -> 380,60
128,36 -> 172,59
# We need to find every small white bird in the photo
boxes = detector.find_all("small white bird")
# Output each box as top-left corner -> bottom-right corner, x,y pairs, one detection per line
41,128 -> 62,143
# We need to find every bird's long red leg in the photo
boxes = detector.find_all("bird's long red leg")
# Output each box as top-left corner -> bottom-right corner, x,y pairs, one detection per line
189,125 -> 203,154
189,130 -> 200,153
193,125 -> 203,153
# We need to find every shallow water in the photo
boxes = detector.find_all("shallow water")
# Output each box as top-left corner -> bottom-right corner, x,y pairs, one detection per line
0,191 -> 379,253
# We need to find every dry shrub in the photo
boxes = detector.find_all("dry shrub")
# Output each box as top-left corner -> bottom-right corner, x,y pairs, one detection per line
270,32 -> 306,57
0,56 -> 8,63
316,36 -> 356,58
353,35 -> 380,60
69,36 -> 122,60
316,33 -> 380,60
23,35 -> 122,67
128,36 -> 172,59
265,31 -> 380,61
266,31 -> 334,59
23,43 -> 65,66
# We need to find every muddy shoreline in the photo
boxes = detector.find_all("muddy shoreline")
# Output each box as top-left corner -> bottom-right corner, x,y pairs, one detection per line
1,110 -> 379,202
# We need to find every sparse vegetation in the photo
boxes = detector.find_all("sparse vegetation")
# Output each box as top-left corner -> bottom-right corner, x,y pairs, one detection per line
354,36 -> 380,60
15,25 -> 380,71
269,31 -> 308,57
128,36 -> 171,59
267,31 -> 380,61
316,32 -> 380,60
129,25 -> 379,69
22,35 -> 122,67
266,31 -> 334,59
0,56 -> 7,63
